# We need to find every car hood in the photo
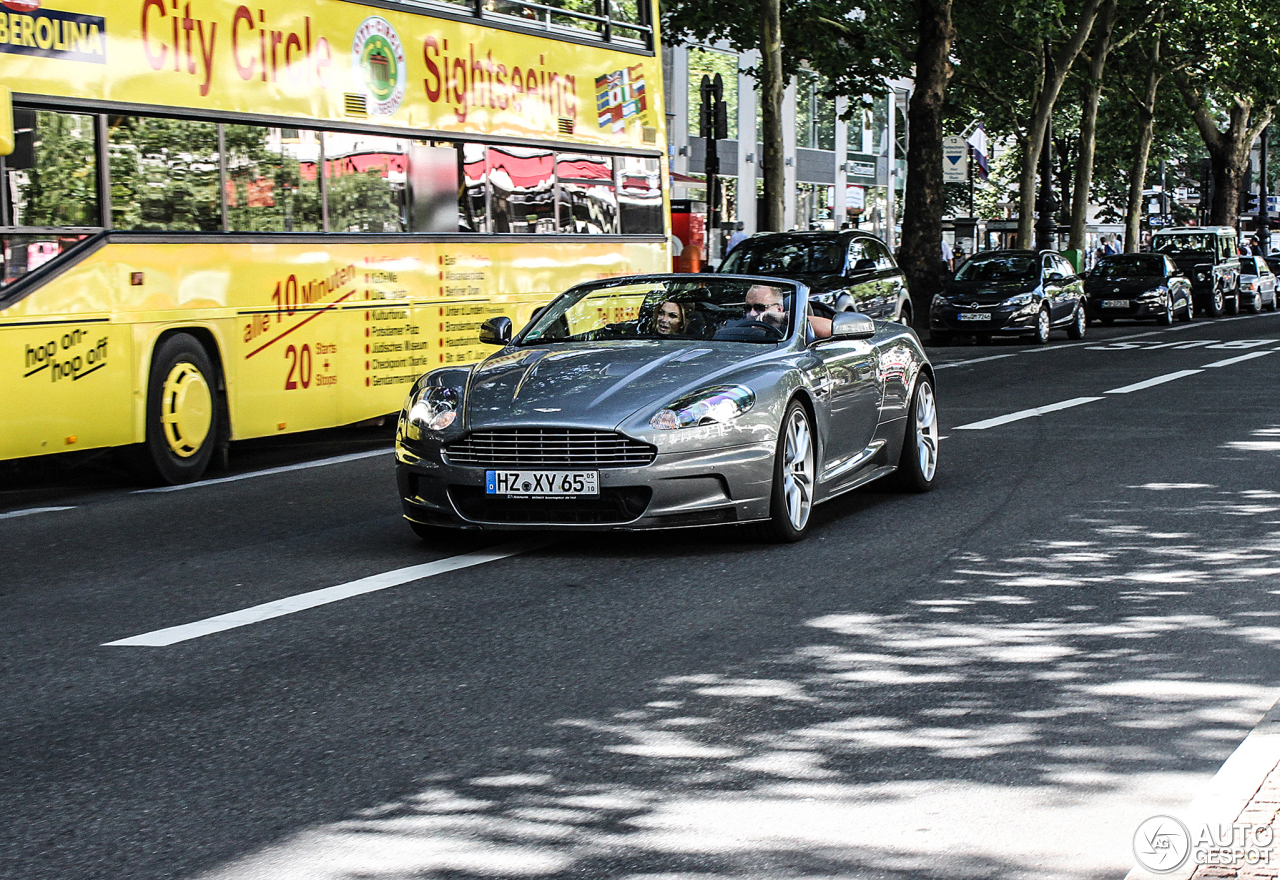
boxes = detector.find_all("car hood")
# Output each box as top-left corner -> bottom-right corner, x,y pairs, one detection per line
1085,276 -> 1164,294
942,280 -> 1036,303
463,342 -> 768,429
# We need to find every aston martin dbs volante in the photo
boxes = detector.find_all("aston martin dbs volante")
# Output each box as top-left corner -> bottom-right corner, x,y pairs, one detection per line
395,275 -> 939,542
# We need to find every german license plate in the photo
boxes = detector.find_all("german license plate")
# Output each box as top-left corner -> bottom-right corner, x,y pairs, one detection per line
486,470 -> 599,497
1101,299 -> 1129,308
957,312 -> 991,322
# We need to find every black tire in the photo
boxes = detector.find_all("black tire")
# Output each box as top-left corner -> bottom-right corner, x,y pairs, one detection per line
1206,286 -> 1225,318
892,376 -> 939,493
1157,296 -> 1174,326
1246,289 -> 1263,313
1268,289 -> 1279,312
753,400 -> 816,543
898,305 -> 913,327
138,333 -> 220,485
1179,295 -> 1194,322
1226,289 -> 1240,315
1067,301 -> 1087,339
1032,306 -> 1052,344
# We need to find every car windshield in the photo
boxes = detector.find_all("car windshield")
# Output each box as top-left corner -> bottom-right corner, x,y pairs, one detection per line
720,238 -> 844,275
1095,256 -> 1163,278
519,277 -> 798,344
1153,234 -> 1215,255
1239,257 -> 1260,274
953,254 -> 1037,283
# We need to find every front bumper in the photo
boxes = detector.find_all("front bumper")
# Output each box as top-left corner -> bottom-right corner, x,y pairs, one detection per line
396,440 -> 776,531
1085,295 -> 1166,321
929,302 -> 1037,334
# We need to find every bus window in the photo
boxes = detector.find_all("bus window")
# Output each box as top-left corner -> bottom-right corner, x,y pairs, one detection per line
3,109 -> 98,228
488,146 -> 555,233
225,125 -> 323,233
460,142 -> 488,233
557,153 -> 617,234
323,131 -> 409,233
618,155 -> 662,234
408,142 -> 461,233
108,116 -> 221,231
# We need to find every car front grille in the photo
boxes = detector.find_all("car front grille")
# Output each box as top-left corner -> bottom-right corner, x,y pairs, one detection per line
443,428 -> 657,468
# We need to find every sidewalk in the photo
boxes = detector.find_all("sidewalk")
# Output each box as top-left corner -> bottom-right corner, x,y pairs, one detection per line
1128,696 -> 1280,880
1191,757 -> 1280,880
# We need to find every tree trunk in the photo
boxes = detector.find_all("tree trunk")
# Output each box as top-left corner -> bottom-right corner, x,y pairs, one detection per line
899,0 -> 954,328
1122,32 -> 1161,253
760,0 -> 784,231
1015,0 -> 1105,248
1177,83 -> 1273,229
1070,0 -> 1117,252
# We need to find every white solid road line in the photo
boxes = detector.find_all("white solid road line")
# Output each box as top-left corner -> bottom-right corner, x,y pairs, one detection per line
933,353 -> 1019,370
103,540 -> 546,647
134,448 -> 392,494
0,505 -> 77,520
1201,350 -> 1276,368
1105,370 -> 1204,395
954,396 -> 1103,431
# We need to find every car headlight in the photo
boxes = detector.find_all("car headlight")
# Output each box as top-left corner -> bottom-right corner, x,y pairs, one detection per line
649,385 -> 755,430
931,294 -> 948,308
1136,285 -> 1167,301
403,383 -> 461,438
1197,270 -> 1209,281
1002,293 -> 1033,307
1243,279 -> 1259,291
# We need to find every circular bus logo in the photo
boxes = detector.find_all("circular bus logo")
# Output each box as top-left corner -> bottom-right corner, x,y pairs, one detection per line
352,17 -> 406,117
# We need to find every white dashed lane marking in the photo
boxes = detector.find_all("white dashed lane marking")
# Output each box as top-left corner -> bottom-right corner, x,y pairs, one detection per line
103,540 -> 548,647
952,348 -> 1276,431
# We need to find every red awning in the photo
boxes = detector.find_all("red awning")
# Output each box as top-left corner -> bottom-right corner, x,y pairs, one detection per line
670,170 -> 704,184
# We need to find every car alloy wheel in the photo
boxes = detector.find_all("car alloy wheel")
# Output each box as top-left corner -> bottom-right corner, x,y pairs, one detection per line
1248,290 -> 1262,313
1034,307 -> 1051,344
1210,288 -> 1225,317
892,377 -> 939,492
1158,297 -> 1173,326
782,407 -> 815,531
1068,302 -> 1087,339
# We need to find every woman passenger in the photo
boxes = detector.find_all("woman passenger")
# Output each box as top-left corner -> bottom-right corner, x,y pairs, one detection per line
653,300 -> 687,336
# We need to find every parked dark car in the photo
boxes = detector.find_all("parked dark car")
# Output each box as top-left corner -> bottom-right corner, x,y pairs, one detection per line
1150,226 -> 1239,317
719,231 -> 913,325
1084,253 -> 1193,325
929,250 -> 1087,344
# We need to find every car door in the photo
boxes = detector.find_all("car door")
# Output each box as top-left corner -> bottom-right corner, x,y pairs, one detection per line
866,236 -> 908,320
844,236 -> 883,315
1041,253 -> 1070,322
807,309 -> 882,481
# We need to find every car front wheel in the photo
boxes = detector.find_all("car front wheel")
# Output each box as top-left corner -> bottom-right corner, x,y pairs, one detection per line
1207,287 -> 1225,317
756,400 -> 816,543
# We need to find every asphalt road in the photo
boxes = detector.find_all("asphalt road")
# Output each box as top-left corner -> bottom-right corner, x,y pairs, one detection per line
5,312 -> 1280,880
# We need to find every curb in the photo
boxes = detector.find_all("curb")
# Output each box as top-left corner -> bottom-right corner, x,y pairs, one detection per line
1127,693 -> 1280,879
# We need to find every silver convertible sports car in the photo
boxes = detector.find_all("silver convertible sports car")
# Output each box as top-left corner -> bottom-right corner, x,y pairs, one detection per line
394,275 -> 939,542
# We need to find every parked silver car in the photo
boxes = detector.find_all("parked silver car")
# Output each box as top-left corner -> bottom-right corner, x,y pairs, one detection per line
395,275 -> 939,542
1236,255 -> 1278,313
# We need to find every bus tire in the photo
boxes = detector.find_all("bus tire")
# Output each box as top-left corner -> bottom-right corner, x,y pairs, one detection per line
140,333 -> 220,485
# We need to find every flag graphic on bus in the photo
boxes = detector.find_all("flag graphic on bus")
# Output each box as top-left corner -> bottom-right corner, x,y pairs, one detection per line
596,66 -> 646,132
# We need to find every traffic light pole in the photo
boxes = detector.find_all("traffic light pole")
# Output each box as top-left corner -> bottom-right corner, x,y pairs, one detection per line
1260,126 -> 1269,250
700,73 -> 727,267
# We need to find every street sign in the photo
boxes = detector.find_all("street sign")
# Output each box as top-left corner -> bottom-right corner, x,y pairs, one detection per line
943,136 -> 968,183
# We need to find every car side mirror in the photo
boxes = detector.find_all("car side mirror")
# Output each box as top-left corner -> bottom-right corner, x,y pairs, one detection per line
851,258 -> 878,273
478,316 -> 512,345
828,311 -> 876,340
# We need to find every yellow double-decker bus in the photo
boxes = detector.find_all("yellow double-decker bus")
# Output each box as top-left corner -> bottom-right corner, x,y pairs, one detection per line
0,0 -> 667,483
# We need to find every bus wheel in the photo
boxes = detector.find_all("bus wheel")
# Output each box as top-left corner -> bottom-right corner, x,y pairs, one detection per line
142,334 -> 219,485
